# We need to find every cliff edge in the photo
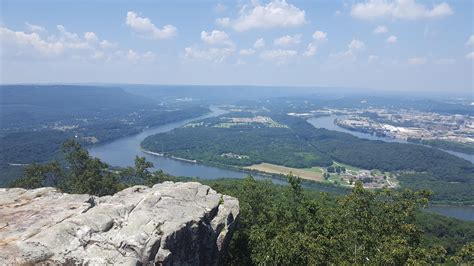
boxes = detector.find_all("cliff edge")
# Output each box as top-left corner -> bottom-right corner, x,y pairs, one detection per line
0,182 -> 239,265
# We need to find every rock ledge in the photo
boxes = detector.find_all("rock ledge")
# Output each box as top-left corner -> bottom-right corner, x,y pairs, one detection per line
0,182 -> 239,265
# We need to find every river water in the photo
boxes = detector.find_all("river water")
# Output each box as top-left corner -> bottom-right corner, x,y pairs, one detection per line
89,107 -> 284,186
307,115 -> 473,163
308,115 -> 474,221
88,109 -> 473,221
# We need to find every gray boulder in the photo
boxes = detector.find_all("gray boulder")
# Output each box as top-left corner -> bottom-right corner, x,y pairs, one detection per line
0,182 -> 239,265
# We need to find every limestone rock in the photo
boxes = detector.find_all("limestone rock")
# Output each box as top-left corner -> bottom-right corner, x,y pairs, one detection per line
0,182 -> 239,265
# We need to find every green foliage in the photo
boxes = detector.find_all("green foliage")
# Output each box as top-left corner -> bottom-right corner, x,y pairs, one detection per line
9,140 -> 177,196
10,161 -> 62,189
0,85 -> 209,184
205,177 -> 473,265
141,119 -> 333,168
451,242 -> 474,263
57,139 -> 121,196
147,113 -> 474,203
408,138 -> 474,155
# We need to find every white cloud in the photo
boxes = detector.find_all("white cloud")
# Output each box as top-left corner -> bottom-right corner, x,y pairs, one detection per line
84,32 -> 98,43
466,52 -> 474,60
348,39 -> 365,50
239,49 -> 256,56
0,25 -> 151,63
99,40 -> 116,49
254,38 -> 265,49
351,0 -> 453,20
373,25 -> 388,34
368,55 -> 379,63
201,30 -> 234,47
184,46 -> 235,62
274,34 -> 301,47
331,39 -> 366,59
466,35 -> 474,46
25,22 -> 46,33
386,35 -> 397,43
312,30 -> 327,41
0,26 -> 64,56
218,0 -> 306,31
408,57 -> 427,65
216,17 -> 231,27
260,49 -> 297,62
303,43 -> 317,57
125,11 -> 177,40
112,49 -> 156,63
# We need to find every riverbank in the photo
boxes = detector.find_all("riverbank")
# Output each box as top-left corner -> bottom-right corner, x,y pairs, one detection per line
309,115 -> 473,163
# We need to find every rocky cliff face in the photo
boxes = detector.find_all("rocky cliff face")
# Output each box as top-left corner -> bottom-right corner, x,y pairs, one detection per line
0,182 -> 239,265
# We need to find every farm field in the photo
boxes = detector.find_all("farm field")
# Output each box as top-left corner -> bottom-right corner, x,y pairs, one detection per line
244,163 -> 324,182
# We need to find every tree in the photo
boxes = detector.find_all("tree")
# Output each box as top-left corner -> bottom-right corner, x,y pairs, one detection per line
134,156 -> 154,180
10,161 -> 63,189
327,166 -> 335,173
221,176 -> 442,265
451,242 -> 474,263
59,139 -> 121,196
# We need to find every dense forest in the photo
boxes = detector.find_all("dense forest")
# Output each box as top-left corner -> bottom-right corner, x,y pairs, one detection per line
0,85 -> 209,185
142,112 -> 474,204
408,138 -> 474,155
10,140 -> 474,264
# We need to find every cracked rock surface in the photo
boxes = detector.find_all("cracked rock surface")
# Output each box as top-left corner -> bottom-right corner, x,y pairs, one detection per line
0,182 -> 239,265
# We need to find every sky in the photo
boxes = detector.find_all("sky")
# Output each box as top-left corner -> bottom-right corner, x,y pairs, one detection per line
0,0 -> 473,94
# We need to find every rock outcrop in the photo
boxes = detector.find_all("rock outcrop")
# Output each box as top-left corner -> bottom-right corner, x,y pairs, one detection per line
0,182 -> 239,265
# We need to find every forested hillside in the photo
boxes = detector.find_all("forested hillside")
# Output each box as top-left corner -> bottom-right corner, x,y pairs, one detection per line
9,141 -> 473,264
142,112 -> 474,204
0,85 -> 209,185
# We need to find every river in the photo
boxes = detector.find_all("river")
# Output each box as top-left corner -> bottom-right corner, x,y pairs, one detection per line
307,115 -> 473,164
89,107 -> 287,185
89,109 -> 473,221
308,115 -> 474,221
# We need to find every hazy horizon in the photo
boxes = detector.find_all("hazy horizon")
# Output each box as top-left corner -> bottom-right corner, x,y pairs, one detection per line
1,0 -> 473,94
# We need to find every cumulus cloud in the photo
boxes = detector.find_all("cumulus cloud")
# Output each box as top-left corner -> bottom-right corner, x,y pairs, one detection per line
351,0 -> 453,20
273,34 -> 301,47
125,11 -> 177,40
111,49 -> 156,63
254,38 -> 265,49
303,43 -> 317,57
184,46 -> 235,62
216,17 -> 231,27
312,30 -> 327,41
348,39 -> 365,50
0,26 -> 64,57
373,25 -> 388,34
239,49 -> 256,56
408,57 -> 427,65
201,30 -> 234,47
217,0 -> 306,31
466,35 -> 474,46
368,54 -> 379,63
25,22 -> 46,33
386,35 -> 397,43
0,25 -> 152,62
260,49 -> 297,62
331,39 -> 366,59
466,52 -> 474,60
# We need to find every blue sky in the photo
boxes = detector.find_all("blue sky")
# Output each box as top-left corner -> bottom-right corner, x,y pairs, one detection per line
1,0 -> 473,94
